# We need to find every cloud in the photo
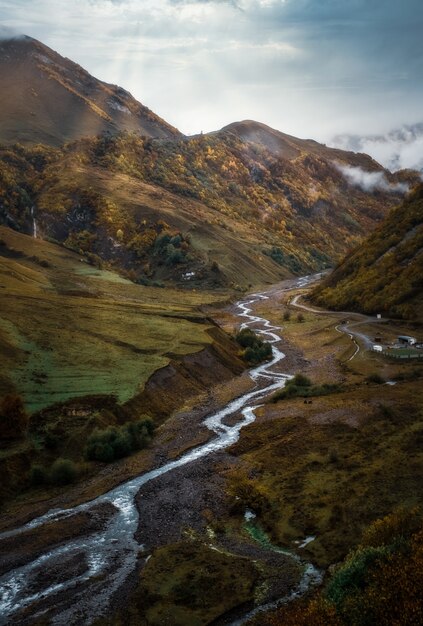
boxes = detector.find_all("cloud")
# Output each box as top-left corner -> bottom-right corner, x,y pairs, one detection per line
0,0 -> 422,137
0,25 -> 25,40
331,124 -> 423,173
335,164 -> 410,194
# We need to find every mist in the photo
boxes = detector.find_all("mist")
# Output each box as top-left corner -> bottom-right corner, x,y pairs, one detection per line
331,123 -> 423,173
0,26 -> 25,41
335,164 -> 410,194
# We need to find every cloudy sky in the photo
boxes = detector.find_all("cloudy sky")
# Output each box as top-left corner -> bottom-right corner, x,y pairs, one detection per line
1,0 -> 422,162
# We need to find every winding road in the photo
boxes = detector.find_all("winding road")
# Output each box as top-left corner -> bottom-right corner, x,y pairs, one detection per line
291,293 -> 387,360
0,279 -> 321,626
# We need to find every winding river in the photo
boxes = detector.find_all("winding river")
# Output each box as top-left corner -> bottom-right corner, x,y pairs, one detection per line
0,277 -> 321,625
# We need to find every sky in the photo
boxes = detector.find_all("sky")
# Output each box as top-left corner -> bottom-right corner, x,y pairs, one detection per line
1,0 -> 422,167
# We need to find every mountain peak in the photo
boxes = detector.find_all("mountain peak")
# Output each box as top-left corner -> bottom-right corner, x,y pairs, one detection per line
0,36 -> 181,146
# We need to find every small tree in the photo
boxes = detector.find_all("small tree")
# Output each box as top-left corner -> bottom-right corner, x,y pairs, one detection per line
297,312 -> 305,323
30,464 -> 48,486
283,310 -> 291,321
50,458 -> 78,486
0,394 -> 29,440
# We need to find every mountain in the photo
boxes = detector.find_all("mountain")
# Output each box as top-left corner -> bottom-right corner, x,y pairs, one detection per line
0,36 -> 181,146
311,185 -> 423,320
219,120 -> 390,164
1,126 -> 419,289
0,36 -> 421,288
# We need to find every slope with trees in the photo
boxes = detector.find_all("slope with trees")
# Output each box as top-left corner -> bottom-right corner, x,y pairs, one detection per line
312,184 -> 423,320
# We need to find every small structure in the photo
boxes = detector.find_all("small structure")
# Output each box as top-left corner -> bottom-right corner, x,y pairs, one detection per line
398,335 -> 416,346
372,345 -> 383,352
377,314 -> 382,319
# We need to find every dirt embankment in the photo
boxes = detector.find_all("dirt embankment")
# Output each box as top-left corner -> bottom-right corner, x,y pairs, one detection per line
125,323 -> 246,423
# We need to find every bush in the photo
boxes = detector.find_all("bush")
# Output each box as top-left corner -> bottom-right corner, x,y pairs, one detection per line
50,458 -> 78,485
270,374 -> 340,402
366,373 -> 385,384
235,328 -> 273,364
0,394 -> 29,440
326,545 -> 390,609
235,328 -> 258,348
292,373 -> 312,387
85,417 -> 154,463
30,464 -> 48,486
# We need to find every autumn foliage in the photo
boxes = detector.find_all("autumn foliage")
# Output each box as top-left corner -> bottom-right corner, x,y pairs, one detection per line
312,184 -> 423,319
254,508 -> 423,626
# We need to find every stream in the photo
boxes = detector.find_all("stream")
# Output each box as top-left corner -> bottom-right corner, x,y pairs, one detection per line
0,277 -> 321,625
30,206 -> 37,239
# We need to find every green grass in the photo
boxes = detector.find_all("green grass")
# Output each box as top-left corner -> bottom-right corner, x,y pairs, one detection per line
0,227 -> 226,412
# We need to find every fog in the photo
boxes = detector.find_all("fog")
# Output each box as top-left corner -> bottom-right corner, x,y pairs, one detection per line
335,164 -> 410,194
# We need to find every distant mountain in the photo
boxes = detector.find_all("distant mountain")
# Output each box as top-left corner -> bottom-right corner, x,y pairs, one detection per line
0,36 -> 181,146
330,122 -> 423,173
312,185 -> 423,320
219,120 -> 387,164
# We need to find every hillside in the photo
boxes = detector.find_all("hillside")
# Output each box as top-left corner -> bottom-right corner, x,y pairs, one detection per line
0,36 -> 420,287
0,226 -> 248,504
0,36 -> 180,146
1,130 -> 417,289
312,184 -> 423,319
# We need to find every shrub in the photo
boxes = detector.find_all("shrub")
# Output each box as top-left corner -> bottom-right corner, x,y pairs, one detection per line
235,328 -> 272,364
50,458 -> 78,485
283,310 -> 291,321
366,373 -> 385,384
326,545 -> 390,609
236,328 -> 258,348
270,374 -> 340,402
0,394 -> 29,440
30,464 -> 48,486
291,373 -> 312,387
85,418 -> 154,463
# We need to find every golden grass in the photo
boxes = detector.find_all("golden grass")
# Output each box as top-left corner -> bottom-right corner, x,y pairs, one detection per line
223,290 -> 423,568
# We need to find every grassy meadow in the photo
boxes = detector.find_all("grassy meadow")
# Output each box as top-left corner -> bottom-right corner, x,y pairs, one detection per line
0,226 -> 227,412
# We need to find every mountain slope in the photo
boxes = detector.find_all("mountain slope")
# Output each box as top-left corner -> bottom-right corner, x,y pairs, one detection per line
311,185 -> 423,319
0,36 -> 421,287
1,128 -> 418,289
0,36 -> 181,146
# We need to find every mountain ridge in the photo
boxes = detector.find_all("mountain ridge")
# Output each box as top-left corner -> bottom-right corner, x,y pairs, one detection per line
0,35 -> 181,146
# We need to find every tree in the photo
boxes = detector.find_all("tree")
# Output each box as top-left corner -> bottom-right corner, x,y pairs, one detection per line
0,394 -> 29,440
50,458 -> 78,485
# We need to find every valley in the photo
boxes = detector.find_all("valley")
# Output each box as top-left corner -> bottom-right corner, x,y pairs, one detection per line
0,30 -> 422,626
1,273 -> 422,625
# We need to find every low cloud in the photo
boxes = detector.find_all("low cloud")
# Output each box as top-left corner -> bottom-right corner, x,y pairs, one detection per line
331,123 -> 423,173
335,164 -> 410,194
0,26 -> 25,40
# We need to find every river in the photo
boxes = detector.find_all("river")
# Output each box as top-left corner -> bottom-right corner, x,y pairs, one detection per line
0,276 -> 320,625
